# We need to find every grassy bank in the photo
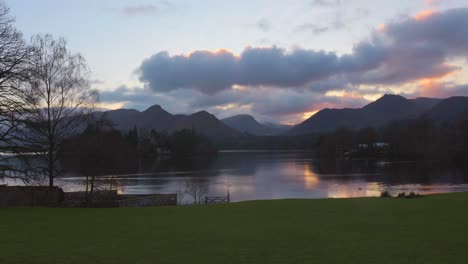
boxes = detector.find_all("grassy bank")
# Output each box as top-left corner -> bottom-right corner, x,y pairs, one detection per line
1,193 -> 468,264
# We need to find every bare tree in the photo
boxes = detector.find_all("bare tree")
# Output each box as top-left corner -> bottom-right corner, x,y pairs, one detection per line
184,177 -> 208,205
0,2 -> 33,179
176,180 -> 187,205
20,34 -> 97,187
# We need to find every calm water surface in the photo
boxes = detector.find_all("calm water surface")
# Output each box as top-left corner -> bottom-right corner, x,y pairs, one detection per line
3,151 -> 468,202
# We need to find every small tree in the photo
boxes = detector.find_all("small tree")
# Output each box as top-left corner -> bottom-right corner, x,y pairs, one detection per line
21,34 -> 97,187
184,177 -> 208,204
176,180 -> 186,205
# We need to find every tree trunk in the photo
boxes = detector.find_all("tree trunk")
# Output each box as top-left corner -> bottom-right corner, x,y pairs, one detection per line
89,175 -> 95,207
48,144 -> 54,187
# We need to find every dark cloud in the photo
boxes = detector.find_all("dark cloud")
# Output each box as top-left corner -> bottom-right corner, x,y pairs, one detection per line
347,8 -> 468,85
348,43 -> 460,85
386,8 -> 468,56
110,7 -> 468,123
138,8 -> 468,95
138,47 -> 340,94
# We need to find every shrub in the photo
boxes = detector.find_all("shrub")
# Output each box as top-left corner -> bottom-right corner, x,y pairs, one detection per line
405,192 -> 422,199
380,191 -> 392,198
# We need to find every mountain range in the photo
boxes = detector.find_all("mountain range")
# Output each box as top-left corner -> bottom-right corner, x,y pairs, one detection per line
97,105 -> 240,138
289,94 -> 468,135
221,115 -> 290,135
97,94 -> 468,138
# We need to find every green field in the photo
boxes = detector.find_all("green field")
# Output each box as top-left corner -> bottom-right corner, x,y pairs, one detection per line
1,192 -> 468,264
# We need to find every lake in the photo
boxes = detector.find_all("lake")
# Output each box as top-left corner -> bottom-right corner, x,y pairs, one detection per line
3,150 -> 468,202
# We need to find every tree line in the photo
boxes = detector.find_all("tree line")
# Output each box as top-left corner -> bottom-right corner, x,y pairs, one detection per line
60,116 -> 218,173
317,117 -> 468,166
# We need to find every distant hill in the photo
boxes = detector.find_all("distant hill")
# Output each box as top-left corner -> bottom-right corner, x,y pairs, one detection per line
97,105 -> 240,138
263,122 -> 293,134
422,97 -> 468,122
221,114 -> 287,135
288,94 -> 468,135
97,94 -> 468,138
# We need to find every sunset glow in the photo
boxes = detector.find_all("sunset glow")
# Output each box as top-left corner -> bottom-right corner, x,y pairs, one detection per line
7,1 -> 466,125
377,23 -> 386,31
414,9 -> 437,21
97,101 -> 127,110
302,111 -> 319,120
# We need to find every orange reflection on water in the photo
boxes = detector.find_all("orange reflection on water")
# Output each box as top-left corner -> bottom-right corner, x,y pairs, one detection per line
303,163 -> 319,189
327,182 -> 382,198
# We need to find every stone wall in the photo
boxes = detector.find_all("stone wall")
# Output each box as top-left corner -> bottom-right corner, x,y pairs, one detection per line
63,190 -> 118,207
118,194 -> 177,207
0,186 -> 64,207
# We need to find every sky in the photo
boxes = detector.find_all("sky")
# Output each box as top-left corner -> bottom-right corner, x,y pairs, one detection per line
6,0 -> 468,124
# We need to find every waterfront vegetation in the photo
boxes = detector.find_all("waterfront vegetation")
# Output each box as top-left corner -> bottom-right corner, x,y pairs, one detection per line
1,192 -> 468,264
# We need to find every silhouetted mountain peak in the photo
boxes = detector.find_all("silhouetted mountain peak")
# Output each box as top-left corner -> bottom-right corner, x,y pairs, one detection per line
363,94 -> 408,110
191,110 -> 214,118
289,94 -> 465,135
234,114 -> 255,119
144,104 -> 168,114
381,94 -> 405,100
223,114 -> 256,122
423,96 -> 468,122
101,106 -> 240,138
222,114 -> 286,135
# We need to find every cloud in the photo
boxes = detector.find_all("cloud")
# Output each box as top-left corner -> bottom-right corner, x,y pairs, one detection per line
137,7 -> 468,96
310,0 -> 341,7
345,7 -> 468,89
415,82 -> 468,98
256,18 -> 272,32
119,4 -> 159,16
102,7 -> 468,124
295,23 -> 329,34
118,2 -> 173,17
98,84 -> 370,124
424,0 -> 446,7
138,47 -> 340,94
194,88 -> 369,124
386,8 -> 468,56
99,86 -> 193,114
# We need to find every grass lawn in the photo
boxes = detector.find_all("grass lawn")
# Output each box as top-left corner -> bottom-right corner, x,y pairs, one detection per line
1,192 -> 468,264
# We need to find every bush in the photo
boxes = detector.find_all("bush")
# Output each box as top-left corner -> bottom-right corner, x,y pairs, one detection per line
380,191 -> 392,198
405,192 -> 422,199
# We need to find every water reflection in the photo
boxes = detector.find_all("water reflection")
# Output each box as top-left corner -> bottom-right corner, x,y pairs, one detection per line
303,163 -> 319,189
2,151 -> 468,201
